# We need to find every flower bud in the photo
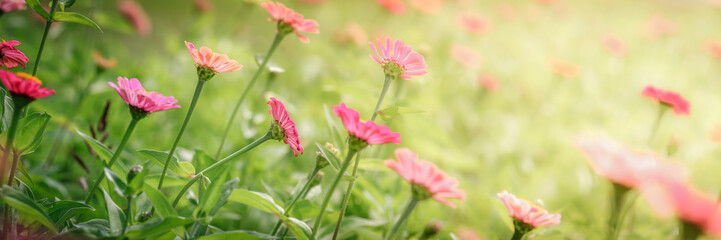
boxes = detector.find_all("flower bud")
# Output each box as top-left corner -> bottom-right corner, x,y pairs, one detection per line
420,221 -> 442,240
311,171 -> 325,187
126,165 -> 143,183
137,211 -> 152,222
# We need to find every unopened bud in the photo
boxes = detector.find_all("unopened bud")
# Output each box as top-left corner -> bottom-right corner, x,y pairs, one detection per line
137,211 -> 152,222
126,165 -> 143,183
420,221 -> 442,240
324,142 -> 339,155
311,171 -> 325,187
315,151 -> 329,169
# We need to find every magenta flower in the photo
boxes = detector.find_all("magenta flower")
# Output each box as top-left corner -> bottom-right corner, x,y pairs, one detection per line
497,190 -> 561,228
268,97 -> 303,156
369,37 -> 428,80
0,70 -> 54,100
1,40 -> 29,69
0,0 -> 26,13
385,148 -> 465,207
261,1 -> 319,43
641,178 -> 721,237
642,85 -> 690,116
185,41 -> 242,77
108,77 -> 180,118
333,103 -> 400,149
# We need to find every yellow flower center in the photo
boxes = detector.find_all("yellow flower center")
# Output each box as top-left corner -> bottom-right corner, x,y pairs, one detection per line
15,72 -> 42,84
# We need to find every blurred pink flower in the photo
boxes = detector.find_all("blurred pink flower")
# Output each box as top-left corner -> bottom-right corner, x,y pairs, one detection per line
0,0 -> 25,13
497,190 -> 561,227
550,59 -> 578,79
479,73 -> 498,92
450,44 -> 481,68
456,12 -> 490,34
0,70 -> 54,100
262,1 -> 319,43
455,227 -> 483,240
333,22 -> 367,47
268,97 -> 303,156
295,0 -> 328,4
641,178 -> 721,237
377,0 -> 406,14
410,0 -> 443,14
706,39 -> 721,58
333,103 -> 400,145
108,77 -> 180,114
91,50 -> 117,70
185,41 -> 242,74
642,85 -> 690,116
118,0 -> 152,36
194,0 -> 212,12
370,37 -> 428,80
0,40 -> 29,69
385,148 -> 466,207
646,16 -> 676,39
601,34 -> 627,57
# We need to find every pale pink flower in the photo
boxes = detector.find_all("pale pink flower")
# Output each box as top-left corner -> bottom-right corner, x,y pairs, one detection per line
450,44 -> 481,69
641,178 -> 721,237
497,190 -> 561,227
706,39 -> 721,59
261,1 -> 319,43
377,0 -> 406,14
185,41 -> 242,74
369,37 -> 428,80
118,0 -> 152,36
550,58 -> 578,79
479,73 -> 498,92
333,22 -> 367,47
333,103 -> 400,145
268,97 -> 303,156
385,148 -> 466,207
0,0 -> 25,13
0,40 -> 29,69
410,0 -> 443,14
456,12 -> 490,34
601,34 -> 627,57
108,77 -> 180,114
646,16 -> 676,39
0,70 -> 54,100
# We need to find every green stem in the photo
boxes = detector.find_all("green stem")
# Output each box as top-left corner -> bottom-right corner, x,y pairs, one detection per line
1,104 -> 23,186
679,220 -> 702,240
172,131 -> 272,207
214,33 -> 284,159
607,183 -> 630,240
157,79 -> 206,190
370,75 -> 394,121
511,229 -> 525,240
270,168 -> 319,235
31,0 -> 60,76
648,106 -> 666,143
385,198 -> 419,240
84,118 -> 139,203
122,195 -> 133,234
310,149 -> 358,239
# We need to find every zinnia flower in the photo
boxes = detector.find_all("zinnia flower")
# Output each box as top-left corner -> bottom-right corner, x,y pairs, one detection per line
376,0 -> 406,14
333,103 -> 400,150
497,190 -> 561,228
369,37 -> 428,80
457,12 -> 490,34
385,148 -> 465,207
261,2 -> 319,43
450,44 -> 481,69
267,97 -> 303,156
646,16 -> 676,39
479,73 -> 498,92
0,40 -> 29,69
108,77 -> 180,118
642,85 -> 690,116
706,39 -> 721,59
601,34 -> 627,57
0,0 -> 25,13
0,70 -> 55,100
118,0 -> 152,36
550,59 -> 579,79
185,41 -> 242,79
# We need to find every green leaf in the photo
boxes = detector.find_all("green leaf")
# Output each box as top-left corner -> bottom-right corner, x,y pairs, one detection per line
14,112 -> 51,154
195,170 -> 228,217
228,189 -> 309,240
0,89 -> 12,133
125,216 -> 193,239
142,184 -> 177,218
0,186 -> 56,232
139,149 -> 195,178
60,219 -> 113,238
102,189 -> 125,236
59,0 -> 76,8
25,0 -> 51,20
288,199 -> 318,220
16,160 -> 35,186
377,106 -> 425,121
284,217 -> 311,240
104,168 -> 127,197
196,230 -> 277,240
315,142 -> 341,171
48,200 -> 95,227
53,12 -> 102,32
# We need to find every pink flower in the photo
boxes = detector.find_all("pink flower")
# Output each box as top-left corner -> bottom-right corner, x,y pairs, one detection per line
385,148 -> 465,207
479,74 -> 498,92
497,190 -> 561,227
457,12 -> 490,34
333,22 -> 367,47
0,0 -> 25,13
601,34 -> 627,57
185,41 -> 242,74
108,77 -> 180,114
369,37 -> 428,80
194,0 -> 212,12
646,16 -> 676,39
333,103 -> 400,145
0,70 -> 54,100
261,2 -> 319,43
377,0 -> 406,14
450,44 -> 481,69
641,178 -> 721,237
550,59 -> 579,79
118,0 -> 152,36
409,0 -> 443,14
0,40 -> 29,69
268,97 -> 303,156
706,39 -> 721,59
642,85 -> 690,116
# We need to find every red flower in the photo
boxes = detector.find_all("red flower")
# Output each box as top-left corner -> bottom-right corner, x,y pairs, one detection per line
261,2 -> 319,43
268,97 -> 303,156
0,70 -> 54,100
0,40 -> 29,69
642,85 -> 690,116
333,103 -> 400,145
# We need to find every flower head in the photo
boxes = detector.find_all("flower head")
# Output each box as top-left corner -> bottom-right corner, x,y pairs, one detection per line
641,178 -> 721,237
108,77 -> 180,119
457,12 -> 490,34
642,85 -> 690,116
550,59 -> 578,79
0,0 -> 26,13
333,103 -> 400,150
0,70 -> 54,100
369,37 -> 428,80
376,0 -> 406,14
646,16 -> 676,39
1,40 -> 29,69
601,34 -> 627,57
118,0 -> 152,36
261,2 -> 319,43
706,39 -> 721,59
497,190 -> 561,229
385,148 -> 465,207
185,41 -> 242,80
267,97 -> 303,156
479,73 -> 498,92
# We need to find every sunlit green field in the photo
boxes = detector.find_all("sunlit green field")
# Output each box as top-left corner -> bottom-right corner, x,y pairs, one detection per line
2,0 -> 721,239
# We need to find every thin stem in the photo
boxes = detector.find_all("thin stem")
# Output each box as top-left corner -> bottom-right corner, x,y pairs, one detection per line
157,79 -> 206,190
607,183 -> 630,240
370,75 -> 394,121
122,195 -> 133,234
215,33 -> 284,159
31,0 -> 60,76
679,220 -> 701,240
172,132 -> 272,207
84,118 -> 139,203
385,198 -> 419,240
270,168 -> 319,235
648,106 -> 667,144
1,104 -> 23,186
511,229 -> 525,240
310,150 -> 358,239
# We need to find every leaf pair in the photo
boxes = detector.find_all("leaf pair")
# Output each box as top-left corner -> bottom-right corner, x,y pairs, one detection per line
25,0 -> 102,32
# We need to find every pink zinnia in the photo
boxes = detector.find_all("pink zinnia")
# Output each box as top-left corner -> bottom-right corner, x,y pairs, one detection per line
0,40 -> 29,69
261,2 -> 319,43
706,39 -> 721,59
267,97 -> 303,156
641,178 -> 721,237
369,37 -> 428,80
0,70 -> 54,100
497,190 -> 561,227
457,12 -> 490,34
450,44 -> 481,69
185,41 -> 242,74
642,85 -> 690,116
479,74 -> 498,92
333,103 -> 400,145
646,16 -> 676,39
108,77 -> 180,114
118,0 -> 152,36
385,148 -> 465,207
0,0 -> 25,13
601,34 -> 627,57
376,0 -> 406,14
